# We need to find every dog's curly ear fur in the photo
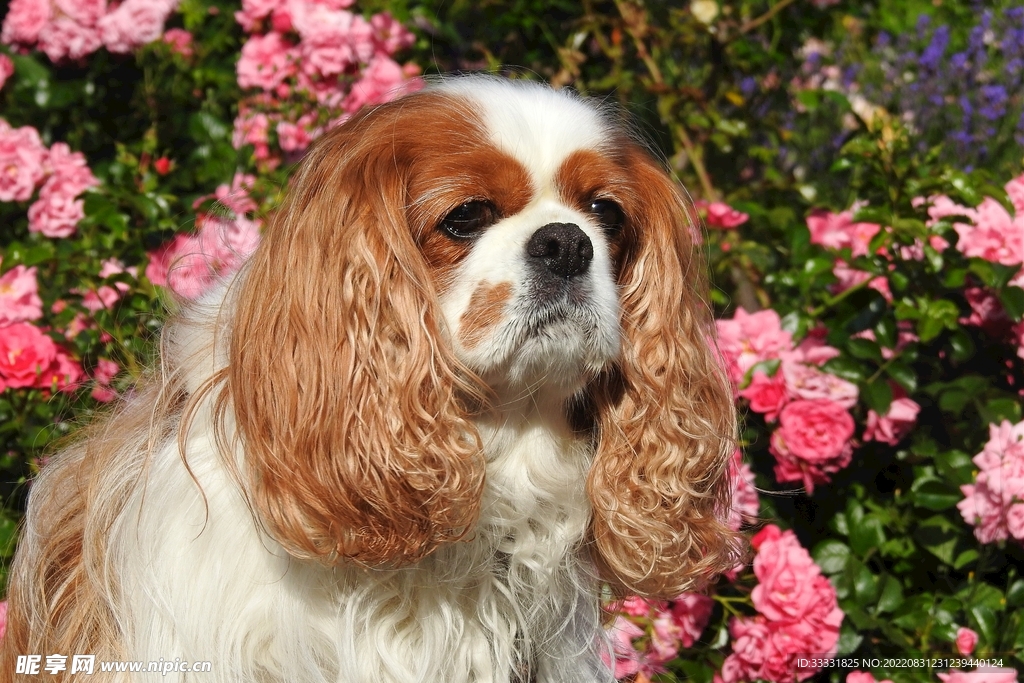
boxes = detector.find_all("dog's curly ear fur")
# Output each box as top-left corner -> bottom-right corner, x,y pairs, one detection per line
587,150 -> 743,597
222,110 -> 486,567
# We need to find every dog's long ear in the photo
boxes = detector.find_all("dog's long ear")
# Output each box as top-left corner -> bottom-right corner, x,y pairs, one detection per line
223,107 -> 485,567
588,150 -> 742,596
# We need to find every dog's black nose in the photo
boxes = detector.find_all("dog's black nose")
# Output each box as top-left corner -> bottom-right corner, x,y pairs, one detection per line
526,223 -> 593,279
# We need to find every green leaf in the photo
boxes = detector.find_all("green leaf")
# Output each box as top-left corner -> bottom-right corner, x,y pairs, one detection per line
0,516 -> 17,558
979,398 -> 1023,426
935,449 -> 976,487
852,559 -> 880,603
1000,287 -> 1024,323
968,604 -> 998,646
824,356 -> 868,382
886,361 -> 917,392
910,478 -> 961,511
848,337 -> 883,362
850,515 -> 887,556
813,540 -> 851,574
836,621 -> 863,656
861,379 -> 894,414
893,594 -> 934,630
876,575 -> 904,614
949,329 -> 976,363
1007,579 -> 1024,608
915,515 -> 960,565
953,549 -> 978,570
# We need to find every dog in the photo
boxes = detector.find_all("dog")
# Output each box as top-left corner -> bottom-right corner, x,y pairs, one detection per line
1,76 -> 740,682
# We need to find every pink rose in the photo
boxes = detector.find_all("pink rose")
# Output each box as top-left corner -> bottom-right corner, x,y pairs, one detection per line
37,18 -> 103,62
953,197 -> 1024,268
162,27 -> 193,57
610,595 -> 657,617
770,399 -> 855,493
751,528 -> 826,623
98,0 -> 178,54
53,0 -> 107,26
670,593 -> 713,648
772,399 -> 855,461
211,172 -> 258,216
0,600 -> 6,639
1,0 -> 52,45
236,32 -> 296,91
807,209 -> 881,258
294,6 -> 374,78
957,419 -> 1024,545
234,0 -> 281,31
81,258 -> 135,312
705,201 -> 750,229
864,395 -> 920,445
0,55 -> 14,92
342,55 -> 410,113
232,111 -> 272,162
0,322 -> 58,388
781,353 -> 858,408
276,118 -> 315,153
847,672 -> 893,683
370,11 -> 414,54
146,215 -> 261,299
0,120 -> 48,202
38,348 -> 82,392
27,190 -> 85,238
0,264 -> 43,325
955,626 -> 978,655
716,307 -> 793,386
938,670 -> 1019,683
739,368 -> 788,420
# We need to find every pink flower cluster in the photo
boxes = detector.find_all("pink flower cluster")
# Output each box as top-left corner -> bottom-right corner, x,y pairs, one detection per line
1,0 -> 180,63
806,208 -> 893,300
0,120 -> 99,238
603,594 -> 715,679
696,200 -> 750,229
716,525 -> 843,683
146,173 -> 261,299
925,174 -> 1024,360
957,419 -> 1024,545
717,309 -> 876,492
231,0 -> 419,165
0,261 -> 81,394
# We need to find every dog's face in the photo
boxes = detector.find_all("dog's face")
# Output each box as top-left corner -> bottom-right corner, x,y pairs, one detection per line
223,77 -> 740,597
417,81 -> 630,396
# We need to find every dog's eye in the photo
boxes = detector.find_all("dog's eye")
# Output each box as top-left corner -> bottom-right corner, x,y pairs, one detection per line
439,201 -> 498,239
588,199 -> 625,236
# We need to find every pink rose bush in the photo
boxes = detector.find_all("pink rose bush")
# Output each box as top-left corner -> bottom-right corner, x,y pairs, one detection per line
715,525 -> 843,683
231,0 -> 420,167
717,308 -> 877,491
938,670 -> 1019,683
146,173 -> 262,299
2,0 -> 180,62
0,122 -> 99,238
921,174 -> 1024,360
957,419 -> 1024,545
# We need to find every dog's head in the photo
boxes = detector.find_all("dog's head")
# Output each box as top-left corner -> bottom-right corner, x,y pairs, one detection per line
223,77 -> 740,596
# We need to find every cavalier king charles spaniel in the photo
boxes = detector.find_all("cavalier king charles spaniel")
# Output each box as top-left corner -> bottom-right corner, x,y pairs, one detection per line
2,76 -> 741,682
